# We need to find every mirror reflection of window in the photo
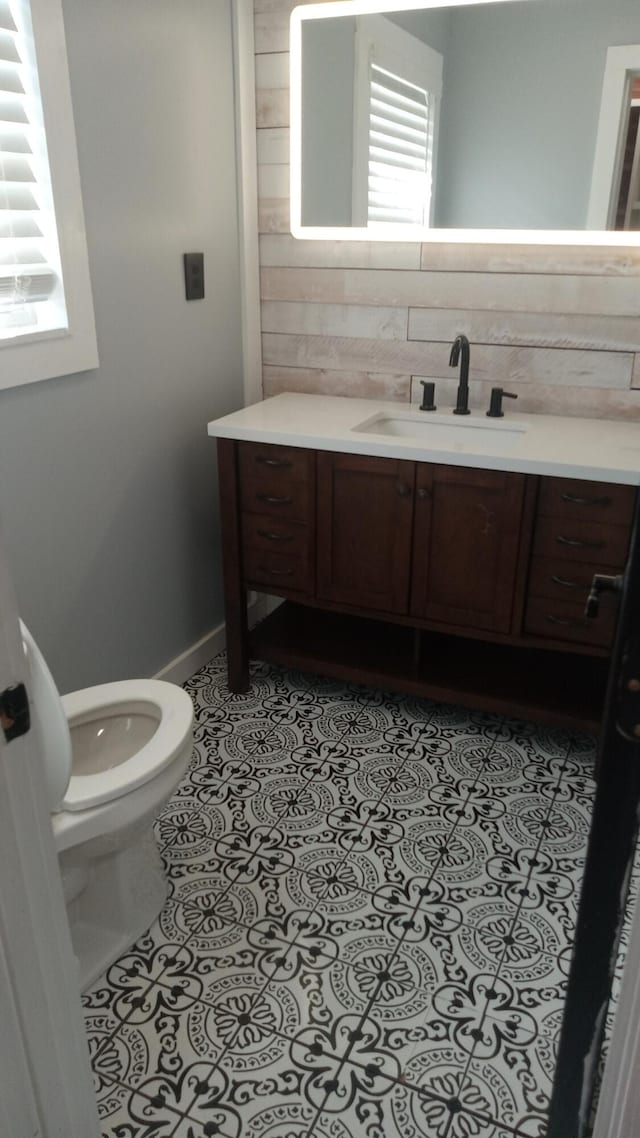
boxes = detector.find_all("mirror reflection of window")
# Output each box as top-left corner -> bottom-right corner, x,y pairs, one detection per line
366,65 -> 433,225
351,16 -> 442,228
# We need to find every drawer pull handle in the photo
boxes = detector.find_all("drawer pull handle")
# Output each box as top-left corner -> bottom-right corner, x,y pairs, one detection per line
257,493 -> 293,505
258,565 -> 294,577
551,574 -> 580,589
257,529 -> 294,543
546,614 -> 586,629
256,457 -> 292,469
561,493 -> 611,507
557,535 -> 605,550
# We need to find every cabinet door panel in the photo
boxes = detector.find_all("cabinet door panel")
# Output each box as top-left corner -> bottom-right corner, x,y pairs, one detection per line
411,464 -> 525,633
317,452 -> 414,613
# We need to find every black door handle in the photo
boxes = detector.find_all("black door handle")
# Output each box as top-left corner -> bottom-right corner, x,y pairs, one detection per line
585,573 -> 623,619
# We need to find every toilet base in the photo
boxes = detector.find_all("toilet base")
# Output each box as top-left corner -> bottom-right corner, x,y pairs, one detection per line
63,827 -> 167,991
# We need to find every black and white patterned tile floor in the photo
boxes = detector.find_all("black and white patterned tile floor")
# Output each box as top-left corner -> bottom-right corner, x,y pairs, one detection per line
84,653 -> 599,1138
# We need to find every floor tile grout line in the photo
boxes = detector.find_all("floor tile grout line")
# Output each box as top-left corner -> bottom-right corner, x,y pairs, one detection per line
87,970 -> 167,1067
89,890 -> 233,1066
464,714 -> 510,799
453,788 -> 567,1117
89,1069 -> 189,1136
494,739 -> 579,946
426,736 -> 572,1123
168,822 -> 355,917
169,874 -> 340,1125
154,865 -> 341,1033
319,699 -> 470,866
421,776 -> 495,895
190,683 -> 348,772
403,715 -> 510,890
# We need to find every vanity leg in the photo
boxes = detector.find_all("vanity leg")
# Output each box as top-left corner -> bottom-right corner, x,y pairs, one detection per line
217,439 -> 250,692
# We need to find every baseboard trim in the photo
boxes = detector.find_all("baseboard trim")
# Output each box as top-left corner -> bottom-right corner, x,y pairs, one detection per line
154,595 -> 268,686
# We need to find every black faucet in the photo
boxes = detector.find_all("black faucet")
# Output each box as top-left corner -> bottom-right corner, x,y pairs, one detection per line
449,334 -> 471,415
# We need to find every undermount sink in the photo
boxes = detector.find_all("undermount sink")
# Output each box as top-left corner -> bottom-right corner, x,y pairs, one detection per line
351,412 -> 527,453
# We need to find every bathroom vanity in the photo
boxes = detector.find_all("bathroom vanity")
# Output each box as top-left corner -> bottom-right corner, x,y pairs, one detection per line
209,394 -> 639,732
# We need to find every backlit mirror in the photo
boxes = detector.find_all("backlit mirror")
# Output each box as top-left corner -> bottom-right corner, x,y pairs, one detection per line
290,0 -> 640,243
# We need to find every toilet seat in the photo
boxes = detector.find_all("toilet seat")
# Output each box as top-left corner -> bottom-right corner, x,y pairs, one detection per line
61,681 -> 194,811
21,620 -> 194,815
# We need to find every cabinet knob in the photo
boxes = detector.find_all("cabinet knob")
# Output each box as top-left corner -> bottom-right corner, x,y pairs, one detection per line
417,487 -> 430,500
396,482 -> 412,498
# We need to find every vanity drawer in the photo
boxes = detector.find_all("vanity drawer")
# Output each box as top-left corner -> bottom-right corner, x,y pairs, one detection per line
537,477 -> 634,526
528,556 -> 620,603
238,442 -> 313,524
524,596 -> 617,648
241,513 -> 310,559
532,516 -> 630,566
242,547 -> 312,594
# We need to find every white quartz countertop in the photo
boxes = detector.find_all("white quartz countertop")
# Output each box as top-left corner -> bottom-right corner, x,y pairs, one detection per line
207,393 -> 640,486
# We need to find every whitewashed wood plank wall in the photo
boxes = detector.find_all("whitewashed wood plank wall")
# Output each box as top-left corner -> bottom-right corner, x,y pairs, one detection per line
253,0 -> 640,419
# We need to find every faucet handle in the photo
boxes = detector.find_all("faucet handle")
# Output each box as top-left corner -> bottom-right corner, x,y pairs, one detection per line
419,381 -> 437,411
487,387 -> 518,418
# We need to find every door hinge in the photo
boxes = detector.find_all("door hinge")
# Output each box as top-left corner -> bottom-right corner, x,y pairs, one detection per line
0,683 -> 30,743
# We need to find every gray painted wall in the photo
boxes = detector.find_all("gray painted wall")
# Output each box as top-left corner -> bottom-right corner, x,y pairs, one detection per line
387,8 -> 451,56
301,17 -> 356,226
436,0 -> 640,228
0,0 -> 243,693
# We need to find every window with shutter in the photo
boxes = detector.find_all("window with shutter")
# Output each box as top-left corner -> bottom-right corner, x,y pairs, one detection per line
351,15 -> 443,231
368,63 -> 434,226
0,0 -> 66,339
0,0 -> 97,391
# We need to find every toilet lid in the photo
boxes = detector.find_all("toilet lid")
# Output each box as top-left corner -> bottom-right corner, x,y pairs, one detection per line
20,621 -> 72,812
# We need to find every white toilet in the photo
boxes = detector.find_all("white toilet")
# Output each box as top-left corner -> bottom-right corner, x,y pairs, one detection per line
21,622 -> 194,991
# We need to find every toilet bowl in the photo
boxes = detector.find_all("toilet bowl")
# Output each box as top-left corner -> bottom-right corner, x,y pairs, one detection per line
21,622 -> 194,991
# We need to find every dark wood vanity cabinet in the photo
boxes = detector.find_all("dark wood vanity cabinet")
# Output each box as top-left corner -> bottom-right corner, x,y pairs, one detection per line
316,452 -> 414,613
218,439 -> 635,731
236,441 -> 315,597
314,453 -> 526,631
523,476 -> 634,650
411,464 -> 526,633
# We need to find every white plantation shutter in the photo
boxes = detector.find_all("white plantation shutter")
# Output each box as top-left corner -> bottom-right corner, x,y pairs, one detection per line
368,63 -> 434,226
0,0 -> 66,338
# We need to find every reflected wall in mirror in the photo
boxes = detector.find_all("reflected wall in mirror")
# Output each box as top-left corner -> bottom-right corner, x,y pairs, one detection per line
291,0 -> 640,241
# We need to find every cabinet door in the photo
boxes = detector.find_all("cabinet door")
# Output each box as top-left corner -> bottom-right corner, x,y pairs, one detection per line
411,464 -> 525,633
317,452 -> 414,613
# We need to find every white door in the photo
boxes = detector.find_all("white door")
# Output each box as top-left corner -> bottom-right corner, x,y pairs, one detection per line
0,526 -> 98,1138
